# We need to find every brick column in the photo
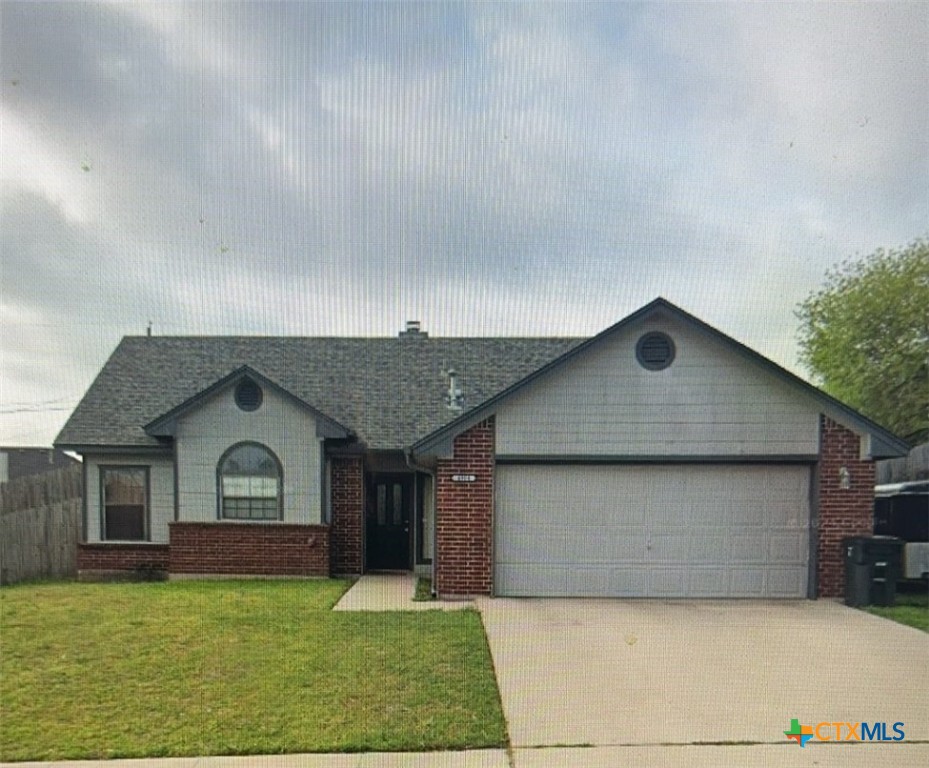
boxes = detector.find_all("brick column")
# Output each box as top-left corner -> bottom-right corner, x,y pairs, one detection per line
330,456 -> 364,574
817,415 -> 876,597
435,417 -> 495,597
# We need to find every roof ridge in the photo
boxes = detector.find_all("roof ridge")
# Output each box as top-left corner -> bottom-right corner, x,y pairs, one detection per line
120,334 -> 589,341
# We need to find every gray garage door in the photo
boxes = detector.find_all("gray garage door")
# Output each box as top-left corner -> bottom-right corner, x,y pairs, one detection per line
495,464 -> 811,598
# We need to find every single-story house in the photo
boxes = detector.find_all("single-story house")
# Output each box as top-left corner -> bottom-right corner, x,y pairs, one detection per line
55,298 -> 909,598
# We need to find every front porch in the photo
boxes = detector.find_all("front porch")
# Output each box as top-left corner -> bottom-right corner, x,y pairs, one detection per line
332,451 -> 434,577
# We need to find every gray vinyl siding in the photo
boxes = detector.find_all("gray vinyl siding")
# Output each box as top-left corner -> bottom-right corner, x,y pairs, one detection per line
85,454 -> 174,543
174,385 -> 324,524
495,316 -> 821,456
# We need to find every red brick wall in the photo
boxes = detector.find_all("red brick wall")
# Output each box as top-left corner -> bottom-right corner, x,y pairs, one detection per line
77,543 -> 170,573
817,415 -> 876,597
168,522 -> 329,576
435,417 -> 495,597
330,457 -> 364,574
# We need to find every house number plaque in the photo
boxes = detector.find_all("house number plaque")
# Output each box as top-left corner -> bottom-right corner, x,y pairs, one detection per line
451,474 -> 477,483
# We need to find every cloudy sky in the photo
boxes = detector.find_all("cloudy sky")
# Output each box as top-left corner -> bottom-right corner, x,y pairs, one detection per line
2,1 -> 927,446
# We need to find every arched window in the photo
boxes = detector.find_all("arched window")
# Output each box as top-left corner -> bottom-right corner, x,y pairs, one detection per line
218,443 -> 282,520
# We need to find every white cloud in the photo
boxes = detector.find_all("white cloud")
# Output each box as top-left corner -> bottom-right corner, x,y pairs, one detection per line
0,107 -> 96,225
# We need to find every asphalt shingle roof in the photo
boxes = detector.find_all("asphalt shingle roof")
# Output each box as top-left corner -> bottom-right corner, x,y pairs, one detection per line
55,334 -> 584,450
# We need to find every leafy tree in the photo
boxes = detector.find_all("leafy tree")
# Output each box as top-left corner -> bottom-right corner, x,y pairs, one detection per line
796,238 -> 929,443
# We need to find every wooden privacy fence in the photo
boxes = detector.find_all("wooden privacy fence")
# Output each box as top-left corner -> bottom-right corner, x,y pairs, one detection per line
0,464 -> 82,585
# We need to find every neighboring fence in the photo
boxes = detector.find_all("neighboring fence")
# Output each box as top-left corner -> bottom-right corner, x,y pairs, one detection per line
876,442 -> 929,484
0,464 -> 82,585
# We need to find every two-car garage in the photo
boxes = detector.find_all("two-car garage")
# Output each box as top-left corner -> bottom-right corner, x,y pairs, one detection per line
415,302 -> 908,600
494,463 -> 812,598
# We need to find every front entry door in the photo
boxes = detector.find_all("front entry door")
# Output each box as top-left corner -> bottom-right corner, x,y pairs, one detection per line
366,473 -> 413,570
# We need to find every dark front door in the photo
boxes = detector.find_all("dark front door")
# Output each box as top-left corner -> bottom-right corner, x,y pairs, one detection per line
366,473 -> 413,570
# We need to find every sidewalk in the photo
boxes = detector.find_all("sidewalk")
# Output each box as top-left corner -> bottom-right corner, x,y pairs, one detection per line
9,743 -> 929,768
513,743 -> 929,767
3,753 -> 508,768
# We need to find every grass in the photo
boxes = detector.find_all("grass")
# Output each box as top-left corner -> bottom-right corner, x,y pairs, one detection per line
0,580 -> 507,761
863,586 -> 929,631
413,577 -> 434,601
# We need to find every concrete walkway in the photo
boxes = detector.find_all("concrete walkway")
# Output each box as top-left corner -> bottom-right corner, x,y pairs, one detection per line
332,573 -> 472,611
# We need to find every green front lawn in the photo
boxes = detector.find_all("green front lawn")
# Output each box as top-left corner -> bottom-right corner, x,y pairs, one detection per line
864,588 -> 929,631
0,580 -> 507,761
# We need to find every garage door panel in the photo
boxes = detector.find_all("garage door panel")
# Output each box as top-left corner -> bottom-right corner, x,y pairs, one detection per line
496,527 -> 565,562
767,569 -> 807,597
495,464 -> 811,598
577,471 -> 650,501
529,532 -> 567,562
765,467 -> 809,497
765,499 -> 806,526
729,568 -> 766,597
687,568 -> 730,596
768,532 -> 807,563
648,568 -> 687,596
647,501 -> 686,526
575,527 -> 646,562
573,493 -> 648,523
565,568 -> 612,596
494,469 -> 534,501
497,564 -> 567,596
573,500 -> 634,525
648,534 -> 690,562
736,503 -> 766,527
729,533 -> 767,562
496,470 -> 565,507
609,568 -> 648,596
685,470 -> 720,498
728,478 -> 758,501
687,498 -> 730,524
495,504 -> 535,527
686,534 -> 729,563
615,501 -> 647,524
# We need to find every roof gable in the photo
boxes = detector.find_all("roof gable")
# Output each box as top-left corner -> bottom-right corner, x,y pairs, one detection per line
411,298 -> 910,459
143,365 -> 353,440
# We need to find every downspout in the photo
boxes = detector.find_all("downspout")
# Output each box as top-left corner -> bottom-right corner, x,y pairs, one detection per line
405,449 -> 437,598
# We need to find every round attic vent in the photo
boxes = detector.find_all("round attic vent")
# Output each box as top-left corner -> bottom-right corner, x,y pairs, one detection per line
234,378 -> 263,411
636,332 -> 675,371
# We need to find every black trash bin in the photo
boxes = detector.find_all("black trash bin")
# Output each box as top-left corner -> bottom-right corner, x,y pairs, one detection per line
842,536 -> 905,607
865,536 -> 905,607
844,536 -> 872,607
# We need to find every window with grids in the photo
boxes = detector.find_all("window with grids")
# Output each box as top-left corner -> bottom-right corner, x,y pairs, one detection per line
218,443 -> 281,520
102,467 -> 148,540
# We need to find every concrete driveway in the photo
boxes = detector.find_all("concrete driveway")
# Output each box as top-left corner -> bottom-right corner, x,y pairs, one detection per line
478,598 -> 928,765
